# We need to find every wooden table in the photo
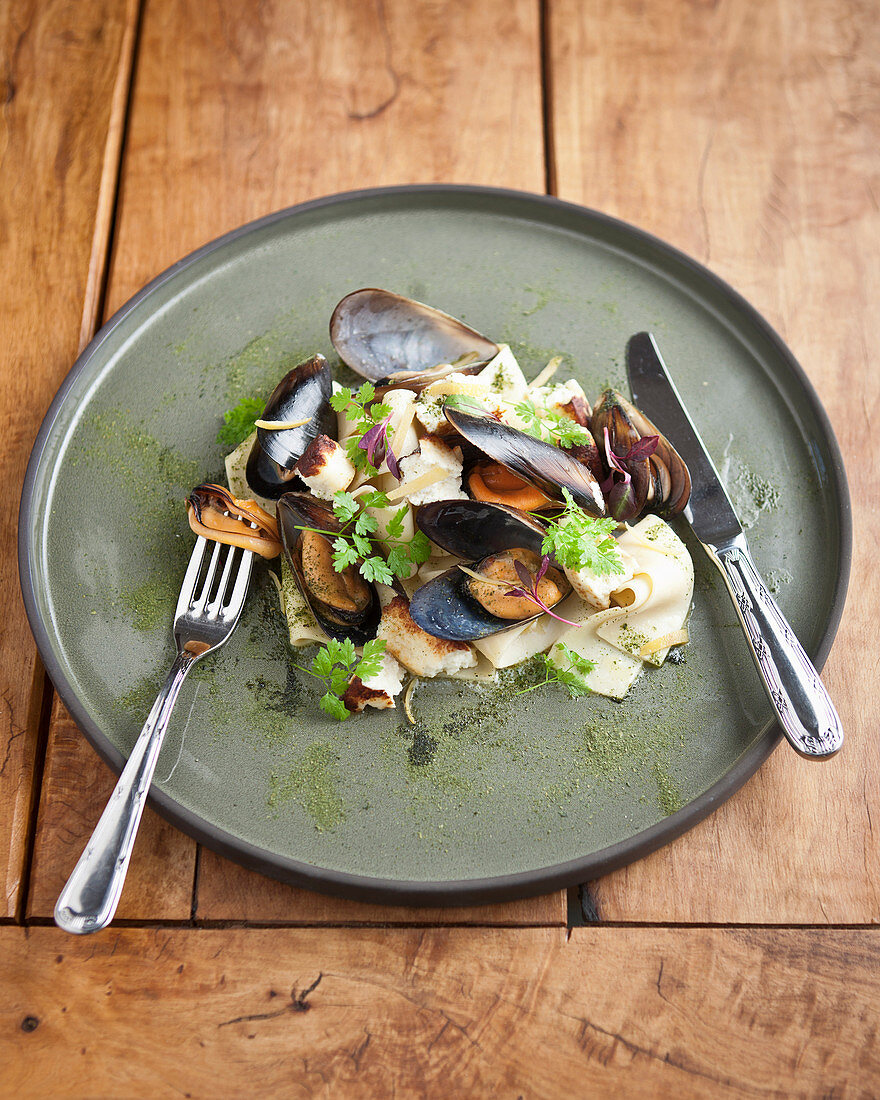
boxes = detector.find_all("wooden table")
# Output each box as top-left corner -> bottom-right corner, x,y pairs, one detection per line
3,1 -> 878,1094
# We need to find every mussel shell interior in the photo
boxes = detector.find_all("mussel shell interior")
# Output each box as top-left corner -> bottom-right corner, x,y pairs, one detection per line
330,288 -> 499,380
443,407 -> 607,517
276,492 -> 380,647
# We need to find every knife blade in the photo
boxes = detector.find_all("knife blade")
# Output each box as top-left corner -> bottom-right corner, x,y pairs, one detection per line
625,332 -> 843,759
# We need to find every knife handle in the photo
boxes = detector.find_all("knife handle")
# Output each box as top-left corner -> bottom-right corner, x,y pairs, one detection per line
710,536 -> 843,758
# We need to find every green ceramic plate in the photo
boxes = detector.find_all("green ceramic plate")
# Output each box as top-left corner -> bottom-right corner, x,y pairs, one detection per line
19,186 -> 850,905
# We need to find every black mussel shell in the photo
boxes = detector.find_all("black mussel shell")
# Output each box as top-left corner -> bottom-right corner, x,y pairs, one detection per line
416,500 -> 547,561
330,289 -> 499,382
411,501 -> 571,642
246,354 -> 336,500
443,407 -> 606,517
409,552 -> 571,642
276,492 -> 380,647
409,567 -> 529,642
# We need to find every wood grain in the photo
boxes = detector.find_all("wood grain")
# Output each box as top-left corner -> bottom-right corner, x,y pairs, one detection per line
3,925 -> 879,1096
195,848 -> 566,926
103,0 -> 545,313
29,0 -> 555,923
26,702 -> 196,921
548,0 -> 880,921
0,0 -> 138,918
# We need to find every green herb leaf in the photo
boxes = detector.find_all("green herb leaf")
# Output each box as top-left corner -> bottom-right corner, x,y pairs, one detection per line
355,511 -> 379,536
385,545 -> 411,578
384,504 -> 408,539
330,387 -> 354,412
541,488 -> 624,576
300,638 -> 388,721
332,491 -> 359,524
356,638 -> 386,682
360,556 -> 394,585
311,647 -> 334,680
513,398 -> 589,447
408,530 -> 432,564
216,397 -> 265,448
361,490 -> 391,511
513,641 -> 595,699
319,692 -> 350,721
550,642 -> 594,697
352,533 -> 372,558
332,538 -> 359,571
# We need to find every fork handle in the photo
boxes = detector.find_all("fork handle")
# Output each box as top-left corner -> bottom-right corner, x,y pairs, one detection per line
54,651 -> 196,934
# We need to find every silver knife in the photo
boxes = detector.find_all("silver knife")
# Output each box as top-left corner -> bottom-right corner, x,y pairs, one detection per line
626,331 -> 843,759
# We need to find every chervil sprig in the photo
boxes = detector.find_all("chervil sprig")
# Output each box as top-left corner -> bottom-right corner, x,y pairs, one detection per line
513,398 -> 590,447
295,637 -> 387,720
330,384 -> 399,476
513,642 -> 594,698
541,488 -> 625,576
295,490 -> 432,586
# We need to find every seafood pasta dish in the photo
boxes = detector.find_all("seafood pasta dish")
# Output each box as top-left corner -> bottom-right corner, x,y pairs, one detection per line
186,290 -> 693,720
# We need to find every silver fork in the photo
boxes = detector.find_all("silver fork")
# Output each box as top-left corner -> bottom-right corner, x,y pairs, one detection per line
54,537 -> 254,935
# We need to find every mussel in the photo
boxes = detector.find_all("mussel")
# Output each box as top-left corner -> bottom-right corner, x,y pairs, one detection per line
186,483 -> 281,558
591,389 -> 691,521
410,500 -> 571,641
276,492 -> 381,646
330,289 -> 499,388
246,354 -> 337,499
444,406 -> 607,517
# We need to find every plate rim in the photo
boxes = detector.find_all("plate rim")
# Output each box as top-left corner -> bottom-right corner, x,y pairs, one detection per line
18,183 -> 852,906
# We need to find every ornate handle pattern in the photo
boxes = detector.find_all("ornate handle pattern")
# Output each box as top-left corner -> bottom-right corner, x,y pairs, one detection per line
710,536 -> 842,758
54,650 -> 196,934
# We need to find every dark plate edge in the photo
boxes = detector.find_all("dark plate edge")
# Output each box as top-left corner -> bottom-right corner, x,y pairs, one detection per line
18,183 -> 853,907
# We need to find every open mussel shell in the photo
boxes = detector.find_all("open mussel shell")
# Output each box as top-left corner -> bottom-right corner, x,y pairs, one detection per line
409,568 -> 525,642
591,388 -> 691,519
330,289 -> 499,383
443,407 -> 607,517
276,492 -> 380,647
411,501 -> 569,642
246,354 -> 336,499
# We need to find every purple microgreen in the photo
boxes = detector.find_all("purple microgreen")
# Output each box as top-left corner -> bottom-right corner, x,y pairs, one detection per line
625,435 -> 659,463
608,479 -> 637,521
603,427 -> 631,481
513,558 -> 534,590
508,555 -> 581,627
357,414 -> 392,468
385,444 -> 401,480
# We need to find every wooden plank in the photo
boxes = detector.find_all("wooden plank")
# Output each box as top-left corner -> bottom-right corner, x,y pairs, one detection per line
103,0 -> 545,313
3,926 -> 879,1095
548,0 -> 880,921
50,0 -> 552,924
26,702 -> 196,921
0,0 -> 139,918
195,848 -> 566,925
